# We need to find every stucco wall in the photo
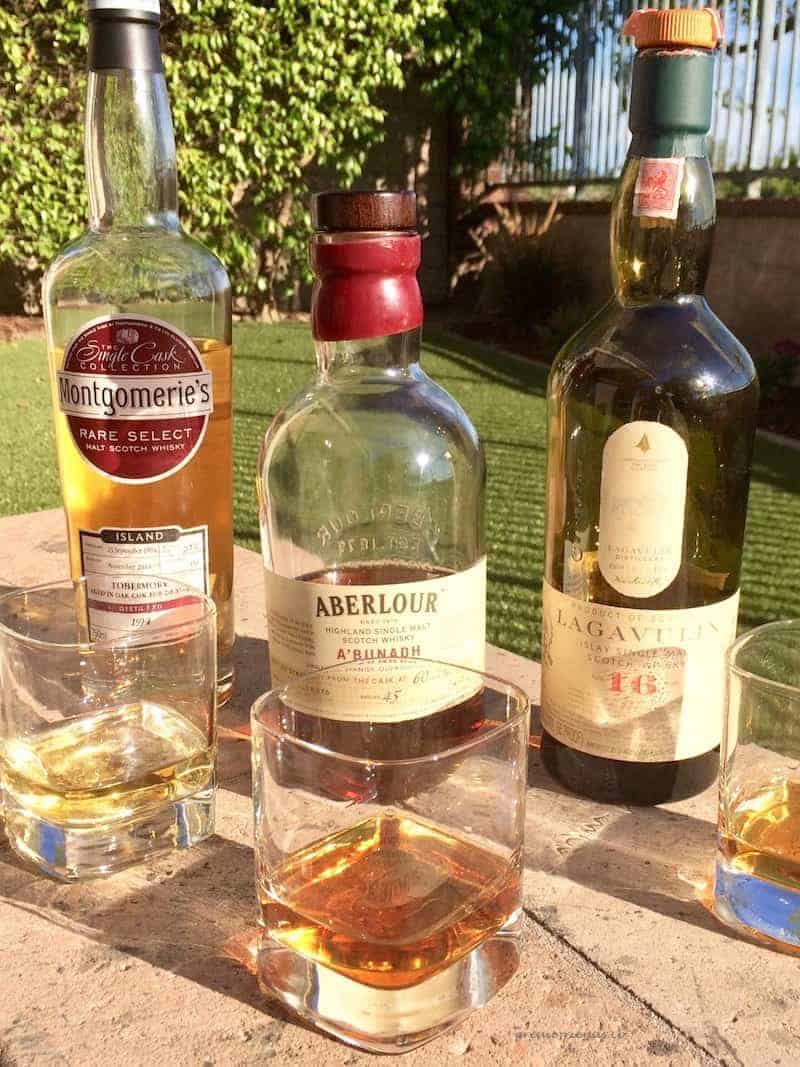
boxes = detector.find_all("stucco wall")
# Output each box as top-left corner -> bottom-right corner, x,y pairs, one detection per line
493,198 -> 800,357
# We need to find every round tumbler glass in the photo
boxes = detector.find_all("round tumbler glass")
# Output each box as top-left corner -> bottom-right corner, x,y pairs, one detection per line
0,576 -> 217,880
251,659 -> 529,1053
715,620 -> 800,947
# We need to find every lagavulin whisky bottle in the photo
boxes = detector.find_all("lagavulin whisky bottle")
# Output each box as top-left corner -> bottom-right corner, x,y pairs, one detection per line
539,8 -> 759,804
43,0 -> 234,700
257,191 -> 486,765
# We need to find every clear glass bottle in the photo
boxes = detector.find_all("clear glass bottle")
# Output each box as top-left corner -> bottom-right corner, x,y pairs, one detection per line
539,8 -> 759,804
257,191 -> 486,766
42,0 -> 234,700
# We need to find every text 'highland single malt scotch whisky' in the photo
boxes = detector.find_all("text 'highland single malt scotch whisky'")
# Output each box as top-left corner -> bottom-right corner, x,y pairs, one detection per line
257,191 -> 487,759
539,8 -> 758,804
43,0 -> 234,699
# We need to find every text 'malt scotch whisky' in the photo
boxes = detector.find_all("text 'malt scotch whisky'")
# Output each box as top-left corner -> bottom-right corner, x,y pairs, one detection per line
539,8 -> 759,804
257,191 -> 487,761
42,0 -> 234,699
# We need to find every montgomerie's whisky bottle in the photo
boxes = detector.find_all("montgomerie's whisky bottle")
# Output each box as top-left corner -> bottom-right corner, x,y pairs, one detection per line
540,8 -> 758,804
43,0 -> 234,700
257,191 -> 486,759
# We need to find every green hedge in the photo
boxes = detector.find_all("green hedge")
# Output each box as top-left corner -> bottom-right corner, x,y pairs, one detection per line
0,0 -> 572,314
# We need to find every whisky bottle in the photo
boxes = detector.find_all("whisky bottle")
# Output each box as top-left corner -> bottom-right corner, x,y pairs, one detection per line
43,0 -> 234,700
539,8 -> 759,804
257,191 -> 486,761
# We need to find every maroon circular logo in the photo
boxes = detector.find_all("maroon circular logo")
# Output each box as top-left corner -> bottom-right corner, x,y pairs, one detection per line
58,316 -> 213,482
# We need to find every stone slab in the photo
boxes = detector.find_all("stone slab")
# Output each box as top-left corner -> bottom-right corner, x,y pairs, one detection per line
0,509 -> 795,1066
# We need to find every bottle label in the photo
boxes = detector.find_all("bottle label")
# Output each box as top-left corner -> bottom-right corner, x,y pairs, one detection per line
79,525 -> 209,640
540,579 -> 740,762
598,421 -> 688,597
264,558 -> 487,722
57,315 -> 213,484
633,158 -> 685,220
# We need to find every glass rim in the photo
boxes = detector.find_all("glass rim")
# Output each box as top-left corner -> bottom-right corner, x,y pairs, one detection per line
0,575 -> 216,652
250,657 -> 530,769
728,618 -> 800,697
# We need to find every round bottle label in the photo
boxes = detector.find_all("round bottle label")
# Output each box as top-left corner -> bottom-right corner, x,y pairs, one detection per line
57,315 -> 213,483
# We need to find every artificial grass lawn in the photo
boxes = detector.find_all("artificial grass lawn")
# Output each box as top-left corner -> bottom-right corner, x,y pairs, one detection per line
2,322 -> 799,658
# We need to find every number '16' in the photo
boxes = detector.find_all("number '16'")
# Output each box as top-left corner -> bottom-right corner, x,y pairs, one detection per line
609,672 -> 657,695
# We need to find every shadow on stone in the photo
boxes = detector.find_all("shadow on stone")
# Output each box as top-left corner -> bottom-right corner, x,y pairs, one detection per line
525,705 -> 723,934
0,833 -> 310,1027
217,634 -> 270,798
525,722 -> 798,952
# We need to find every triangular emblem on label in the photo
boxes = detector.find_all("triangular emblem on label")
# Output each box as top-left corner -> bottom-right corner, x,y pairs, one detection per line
635,434 -> 651,453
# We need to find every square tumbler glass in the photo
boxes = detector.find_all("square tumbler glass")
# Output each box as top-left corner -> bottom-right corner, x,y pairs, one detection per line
715,620 -> 800,947
251,658 -> 529,1053
0,576 -> 217,880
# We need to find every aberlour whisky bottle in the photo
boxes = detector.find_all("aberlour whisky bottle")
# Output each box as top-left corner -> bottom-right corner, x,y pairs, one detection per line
257,191 -> 487,767
540,8 -> 759,804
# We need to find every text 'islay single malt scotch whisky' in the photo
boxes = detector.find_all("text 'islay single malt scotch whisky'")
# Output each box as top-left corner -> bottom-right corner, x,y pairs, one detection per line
43,0 -> 234,699
257,191 -> 487,759
260,814 -> 520,989
540,8 -> 758,804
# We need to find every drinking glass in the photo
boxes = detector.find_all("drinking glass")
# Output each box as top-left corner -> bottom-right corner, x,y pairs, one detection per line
0,576 -> 217,880
715,620 -> 800,946
251,659 -> 529,1053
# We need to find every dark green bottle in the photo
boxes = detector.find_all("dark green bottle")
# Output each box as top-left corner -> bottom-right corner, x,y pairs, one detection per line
539,8 -> 759,805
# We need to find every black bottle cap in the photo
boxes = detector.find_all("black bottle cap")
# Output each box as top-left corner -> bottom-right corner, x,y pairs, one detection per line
87,1 -> 162,71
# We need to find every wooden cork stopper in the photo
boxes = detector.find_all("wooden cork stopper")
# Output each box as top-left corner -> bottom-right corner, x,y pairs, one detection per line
312,190 -> 417,232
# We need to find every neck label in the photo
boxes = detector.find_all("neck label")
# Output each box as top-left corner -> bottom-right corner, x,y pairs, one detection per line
633,157 -> 685,220
58,315 -> 213,484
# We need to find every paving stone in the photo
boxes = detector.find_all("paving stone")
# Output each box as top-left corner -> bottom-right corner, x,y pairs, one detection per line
0,509 -> 795,1065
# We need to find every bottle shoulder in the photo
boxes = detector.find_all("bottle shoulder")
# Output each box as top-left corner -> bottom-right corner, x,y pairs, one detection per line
43,227 -> 230,305
261,367 -> 485,471
549,296 -> 758,405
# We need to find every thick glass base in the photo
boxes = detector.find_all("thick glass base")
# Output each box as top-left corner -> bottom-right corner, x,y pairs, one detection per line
714,859 -> 800,948
540,731 -> 719,805
2,786 -> 215,881
256,909 -> 522,1053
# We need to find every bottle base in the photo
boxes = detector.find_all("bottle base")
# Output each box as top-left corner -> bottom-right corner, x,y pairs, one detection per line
714,858 -> 800,948
539,731 -> 719,805
256,909 -> 523,1053
2,785 -> 215,881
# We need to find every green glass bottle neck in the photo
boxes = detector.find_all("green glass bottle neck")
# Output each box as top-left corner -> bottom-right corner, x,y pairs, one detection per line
86,69 -> 180,231
611,47 -> 716,305
611,153 -> 715,304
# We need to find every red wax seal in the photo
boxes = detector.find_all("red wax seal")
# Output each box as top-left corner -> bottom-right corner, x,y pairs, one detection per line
311,234 -> 423,342
57,315 -> 213,483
